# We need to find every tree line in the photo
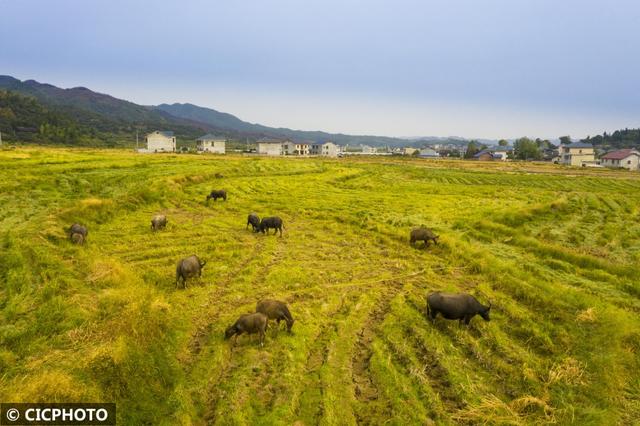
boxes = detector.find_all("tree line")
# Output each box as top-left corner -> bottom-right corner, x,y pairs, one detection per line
581,129 -> 640,149
457,137 -> 556,160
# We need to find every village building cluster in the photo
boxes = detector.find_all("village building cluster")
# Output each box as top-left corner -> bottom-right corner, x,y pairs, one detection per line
136,130 -> 640,171
256,138 -> 341,157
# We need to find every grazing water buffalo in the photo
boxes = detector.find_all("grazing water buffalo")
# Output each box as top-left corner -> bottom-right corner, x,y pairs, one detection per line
410,227 -> 439,247
224,312 -> 268,346
70,232 -> 85,245
426,292 -> 491,326
151,214 -> 167,231
206,189 -> 227,202
175,255 -> 207,289
256,299 -> 295,332
69,223 -> 88,240
246,213 -> 260,232
259,216 -> 284,236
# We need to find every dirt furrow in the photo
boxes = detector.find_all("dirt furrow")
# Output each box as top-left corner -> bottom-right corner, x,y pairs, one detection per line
351,281 -> 402,424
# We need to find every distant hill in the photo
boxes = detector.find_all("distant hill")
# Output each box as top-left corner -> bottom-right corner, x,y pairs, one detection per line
155,103 -> 410,147
3,75 -> 579,149
0,89 -> 92,145
0,76 -> 222,146
0,75 -> 414,147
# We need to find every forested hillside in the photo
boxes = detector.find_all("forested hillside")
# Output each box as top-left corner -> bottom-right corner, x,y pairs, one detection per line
0,90 -> 98,145
581,128 -> 640,150
0,76 -> 229,146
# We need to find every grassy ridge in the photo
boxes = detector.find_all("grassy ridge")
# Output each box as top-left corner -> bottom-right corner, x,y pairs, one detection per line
0,148 -> 639,425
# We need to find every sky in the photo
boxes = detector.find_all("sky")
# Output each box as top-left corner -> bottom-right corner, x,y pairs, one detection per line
1,0 -> 639,139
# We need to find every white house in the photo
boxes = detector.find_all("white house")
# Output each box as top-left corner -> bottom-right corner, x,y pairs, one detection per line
361,145 -> 377,154
402,147 -> 419,156
310,141 -> 340,157
256,138 -> 285,156
600,149 -> 640,170
196,134 -> 226,154
144,131 -> 176,153
492,147 -> 512,161
283,140 -> 310,156
556,143 -> 595,166
419,148 -> 440,158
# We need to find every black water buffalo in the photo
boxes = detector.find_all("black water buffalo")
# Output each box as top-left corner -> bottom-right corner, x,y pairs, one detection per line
259,216 -> 284,236
426,292 -> 491,326
175,255 -> 207,289
70,232 -> 85,245
410,227 -> 439,247
224,312 -> 268,346
69,223 -> 88,240
206,189 -> 227,202
256,299 -> 295,332
151,214 -> 167,231
246,213 -> 260,232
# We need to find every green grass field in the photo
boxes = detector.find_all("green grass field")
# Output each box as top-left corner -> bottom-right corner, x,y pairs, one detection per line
1,148 -> 639,425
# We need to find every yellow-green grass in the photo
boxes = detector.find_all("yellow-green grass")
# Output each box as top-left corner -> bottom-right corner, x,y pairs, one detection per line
1,147 -> 639,425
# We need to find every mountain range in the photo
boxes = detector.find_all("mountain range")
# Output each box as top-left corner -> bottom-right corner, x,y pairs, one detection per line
1,75 -> 445,147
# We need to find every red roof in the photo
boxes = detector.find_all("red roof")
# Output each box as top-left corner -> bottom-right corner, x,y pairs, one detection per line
601,149 -> 639,160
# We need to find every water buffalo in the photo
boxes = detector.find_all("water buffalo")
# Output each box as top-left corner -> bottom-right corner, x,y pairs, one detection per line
69,223 -> 88,240
246,213 -> 260,232
70,232 -> 85,245
224,312 -> 268,346
410,227 -> 439,247
426,292 -> 491,326
151,214 -> 167,231
175,255 -> 207,289
206,189 -> 227,202
259,216 -> 284,236
256,299 -> 295,332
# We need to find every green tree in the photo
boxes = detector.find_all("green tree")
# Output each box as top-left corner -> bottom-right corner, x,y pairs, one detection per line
498,139 -> 508,146
535,138 -> 552,149
464,140 -> 481,159
513,137 -> 542,160
559,135 -> 571,145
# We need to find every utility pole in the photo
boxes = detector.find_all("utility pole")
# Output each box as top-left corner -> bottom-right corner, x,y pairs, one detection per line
0,130 -> 3,147
136,129 -> 139,150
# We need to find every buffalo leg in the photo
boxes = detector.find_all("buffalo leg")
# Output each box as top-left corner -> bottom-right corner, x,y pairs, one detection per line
429,309 -> 437,324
